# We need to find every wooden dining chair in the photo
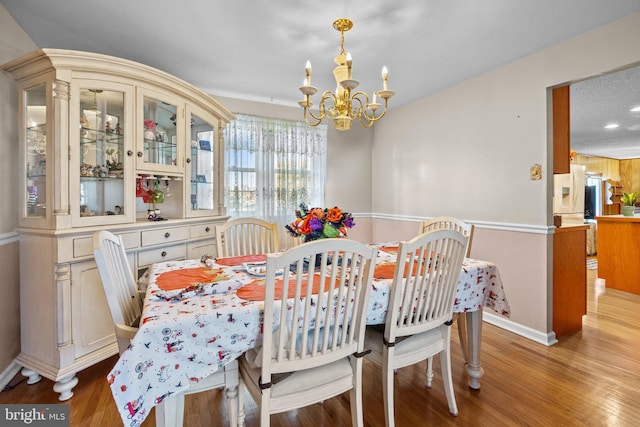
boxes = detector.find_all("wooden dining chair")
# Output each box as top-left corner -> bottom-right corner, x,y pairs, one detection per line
238,238 -> 378,427
364,229 -> 469,427
418,216 -> 474,386
216,217 -> 280,257
93,230 -> 241,427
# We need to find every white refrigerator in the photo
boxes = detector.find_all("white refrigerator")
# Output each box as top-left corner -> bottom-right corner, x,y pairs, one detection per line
553,164 -> 586,225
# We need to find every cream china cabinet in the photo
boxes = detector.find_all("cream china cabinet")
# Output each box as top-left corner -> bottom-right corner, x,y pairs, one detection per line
2,49 -> 234,400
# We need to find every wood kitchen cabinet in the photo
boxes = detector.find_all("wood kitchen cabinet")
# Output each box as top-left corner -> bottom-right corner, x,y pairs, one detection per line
2,49 -> 234,399
552,85 -> 570,174
553,225 -> 588,338
596,215 -> 640,295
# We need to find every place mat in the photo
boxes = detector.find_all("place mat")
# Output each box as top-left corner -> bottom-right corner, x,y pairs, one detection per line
373,262 -> 428,279
378,245 -> 399,254
155,267 -> 228,291
237,274 -> 340,301
215,254 -> 267,266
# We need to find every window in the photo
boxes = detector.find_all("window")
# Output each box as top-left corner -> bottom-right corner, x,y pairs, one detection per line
223,114 -> 327,231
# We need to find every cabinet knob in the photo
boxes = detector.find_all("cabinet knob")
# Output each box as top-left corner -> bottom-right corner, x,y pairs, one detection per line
186,158 -> 191,164
164,232 -> 170,238
205,227 -> 210,232
127,150 -> 133,157
161,251 -> 167,257
137,151 -> 143,158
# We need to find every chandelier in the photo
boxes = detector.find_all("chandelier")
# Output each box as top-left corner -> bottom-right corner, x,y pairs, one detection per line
298,18 -> 395,131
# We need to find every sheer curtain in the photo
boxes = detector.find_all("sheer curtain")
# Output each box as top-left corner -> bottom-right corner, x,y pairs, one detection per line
223,114 -> 327,243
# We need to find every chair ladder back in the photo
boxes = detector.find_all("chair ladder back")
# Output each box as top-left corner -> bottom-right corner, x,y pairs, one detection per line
387,229 -> 468,342
216,218 -> 280,257
93,231 -> 141,329
419,216 -> 474,257
261,239 -> 376,377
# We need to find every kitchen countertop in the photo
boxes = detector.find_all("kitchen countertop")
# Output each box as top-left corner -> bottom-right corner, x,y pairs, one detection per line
595,215 -> 640,222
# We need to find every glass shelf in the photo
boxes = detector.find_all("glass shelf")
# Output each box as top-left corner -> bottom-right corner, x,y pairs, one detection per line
78,88 -> 126,219
141,96 -> 178,169
25,85 -> 47,219
188,112 -> 215,213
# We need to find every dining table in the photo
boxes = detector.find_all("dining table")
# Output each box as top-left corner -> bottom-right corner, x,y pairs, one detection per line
108,243 -> 510,427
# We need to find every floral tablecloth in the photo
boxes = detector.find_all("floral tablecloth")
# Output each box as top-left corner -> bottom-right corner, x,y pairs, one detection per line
108,249 -> 510,426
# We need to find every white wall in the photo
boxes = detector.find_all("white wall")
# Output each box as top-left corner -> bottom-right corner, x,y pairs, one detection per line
371,12 -> 640,341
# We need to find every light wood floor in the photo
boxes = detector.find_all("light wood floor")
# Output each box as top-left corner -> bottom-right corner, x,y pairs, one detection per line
2,269 -> 639,426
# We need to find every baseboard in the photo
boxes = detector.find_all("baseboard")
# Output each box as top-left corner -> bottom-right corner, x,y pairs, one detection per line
0,361 -> 23,392
483,311 -> 558,346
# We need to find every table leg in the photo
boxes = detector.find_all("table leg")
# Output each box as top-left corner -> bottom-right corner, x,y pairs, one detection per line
462,310 -> 484,389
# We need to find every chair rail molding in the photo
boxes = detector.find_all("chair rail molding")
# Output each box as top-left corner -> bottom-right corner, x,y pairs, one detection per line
363,212 -> 552,235
0,231 -> 19,246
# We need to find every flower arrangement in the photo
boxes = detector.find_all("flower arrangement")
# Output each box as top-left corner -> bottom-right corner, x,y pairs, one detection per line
285,203 -> 355,242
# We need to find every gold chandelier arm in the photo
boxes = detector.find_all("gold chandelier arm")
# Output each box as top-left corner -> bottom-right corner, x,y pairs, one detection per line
303,90 -> 340,126
303,107 -> 325,127
350,92 -> 388,128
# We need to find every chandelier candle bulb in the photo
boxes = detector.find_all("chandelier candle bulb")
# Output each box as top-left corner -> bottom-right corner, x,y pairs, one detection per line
305,60 -> 312,85
372,92 -> 377,104
382,66 -> 389,90
346,52 -> 353,79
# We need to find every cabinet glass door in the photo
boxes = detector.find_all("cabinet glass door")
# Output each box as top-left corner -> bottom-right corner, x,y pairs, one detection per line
187,111 -> 218,216
78,88 -> 126,218
25,84 -> 47,219
139,95 -> 181,173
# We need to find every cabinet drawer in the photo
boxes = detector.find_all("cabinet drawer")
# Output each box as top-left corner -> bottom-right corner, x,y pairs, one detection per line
187,240 -> 217,260
190,223 -> 216,239
141,226 -> 189,247
73,231 -> 139,258
137,244 -> 186,267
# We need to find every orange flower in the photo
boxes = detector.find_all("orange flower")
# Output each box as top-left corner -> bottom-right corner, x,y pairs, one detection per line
326,207 -> 343,223
310,208 -> 325,220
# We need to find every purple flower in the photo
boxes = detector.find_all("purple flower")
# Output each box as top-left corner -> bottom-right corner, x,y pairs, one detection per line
343,216 -> 355,228
309,217 -> 324,232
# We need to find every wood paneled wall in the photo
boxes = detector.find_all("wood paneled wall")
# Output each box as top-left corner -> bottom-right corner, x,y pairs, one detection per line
619,159 -> 640,193
573,154 -> 620,181
574,154 -> 621,213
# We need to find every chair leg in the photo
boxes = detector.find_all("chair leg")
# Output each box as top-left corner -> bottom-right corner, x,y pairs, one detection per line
382,350 -> 396,427
349,357 -> 364,427
425,356 -> 434,388
155,393 -> 185,427
260,388 -> 271,427
439,347 -> 458,416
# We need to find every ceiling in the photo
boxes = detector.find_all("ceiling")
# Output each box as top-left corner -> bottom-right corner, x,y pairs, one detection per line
2,0 -> 640,157
571,65 -> 640,159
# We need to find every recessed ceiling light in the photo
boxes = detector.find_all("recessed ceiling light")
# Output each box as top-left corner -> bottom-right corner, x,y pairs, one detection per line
604,123 -> 619,129
631,106 -> 640,112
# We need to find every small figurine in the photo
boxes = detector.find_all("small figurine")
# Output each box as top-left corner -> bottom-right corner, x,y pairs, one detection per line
105,121 -> 112,134
80,113 -> 89,129
115,123 -> 122,135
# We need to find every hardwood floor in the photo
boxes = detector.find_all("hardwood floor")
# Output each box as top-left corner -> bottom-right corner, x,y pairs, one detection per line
1,269 -> 639,426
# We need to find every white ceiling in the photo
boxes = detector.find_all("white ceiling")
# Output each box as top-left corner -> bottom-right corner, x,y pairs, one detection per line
571,65 -> 640,160
2,0 -> 640,157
